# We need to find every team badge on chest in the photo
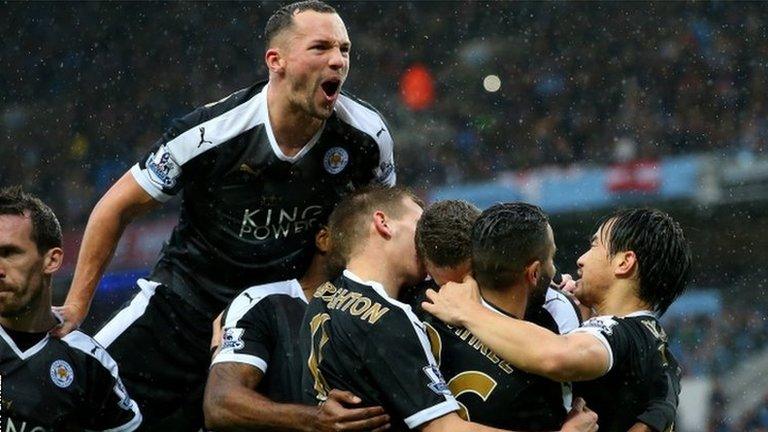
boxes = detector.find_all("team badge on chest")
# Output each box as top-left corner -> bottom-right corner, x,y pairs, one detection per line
50,359 -> 74,388
323,147 -> 349,174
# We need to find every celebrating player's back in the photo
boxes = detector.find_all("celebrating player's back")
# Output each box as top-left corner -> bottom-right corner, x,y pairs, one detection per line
425,208 -> 690,432
298,187 -> 598,432
414,202 -> 581,430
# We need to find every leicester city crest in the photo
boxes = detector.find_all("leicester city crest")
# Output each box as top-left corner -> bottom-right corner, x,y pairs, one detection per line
323,147 -> 349,175
50,359 -> 74,388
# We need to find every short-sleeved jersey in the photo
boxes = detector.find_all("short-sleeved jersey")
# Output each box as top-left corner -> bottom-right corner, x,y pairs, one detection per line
298,271 -> 459,431
212,279 -> 308,403
0,326 -> 141,432
415,288 -> 580,430
570,311 -> 681,432
131,81 -> 396,314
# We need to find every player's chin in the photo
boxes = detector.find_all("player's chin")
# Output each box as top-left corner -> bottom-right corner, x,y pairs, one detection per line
312,103 -> 335,120
571,280 -> 585,296
0,299 -> 26,317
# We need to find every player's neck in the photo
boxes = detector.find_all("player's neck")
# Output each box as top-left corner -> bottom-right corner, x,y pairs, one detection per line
345,258 -> 403,300
267,84 -> 324,153
597,281 -> 653,317
299,269 -> 328,299
0,286 -> 57,333
479,285 -> 527,319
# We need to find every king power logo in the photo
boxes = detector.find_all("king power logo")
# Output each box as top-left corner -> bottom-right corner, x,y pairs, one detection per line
238,205 -> 324,240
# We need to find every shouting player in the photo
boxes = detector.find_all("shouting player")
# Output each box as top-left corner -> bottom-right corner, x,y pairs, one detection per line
54,1 -> 395,429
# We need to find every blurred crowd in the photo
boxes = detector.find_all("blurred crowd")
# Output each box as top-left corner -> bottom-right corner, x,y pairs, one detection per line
709,386 -> 768,432
666,305 -> 768,377
665,303 -> 768,432
2,2 -> 768,226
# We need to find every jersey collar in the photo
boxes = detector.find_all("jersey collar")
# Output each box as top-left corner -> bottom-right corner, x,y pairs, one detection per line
0,324 -> 51,360
261,82 -> 326,164
342,269 -> 414,309
624,310 -> 657,318
290,278 -> 308,303
480,297 -> 518,319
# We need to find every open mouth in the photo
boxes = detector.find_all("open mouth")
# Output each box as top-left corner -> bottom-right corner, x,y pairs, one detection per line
321,78 -> 341,98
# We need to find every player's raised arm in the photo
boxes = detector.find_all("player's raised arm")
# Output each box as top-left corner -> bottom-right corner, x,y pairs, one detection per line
52,171 -> 159,337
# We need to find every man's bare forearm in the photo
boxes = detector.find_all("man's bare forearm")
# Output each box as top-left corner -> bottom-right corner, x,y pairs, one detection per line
65,172 -> 158,310
204,363 -> 316,432
66,200 -> 129,308
424,284 -> 608,382
456,303 -> 577,380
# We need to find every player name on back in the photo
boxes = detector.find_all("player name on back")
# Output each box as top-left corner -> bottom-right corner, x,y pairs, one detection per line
314,282 -> 390,324
426,321 -> 515,375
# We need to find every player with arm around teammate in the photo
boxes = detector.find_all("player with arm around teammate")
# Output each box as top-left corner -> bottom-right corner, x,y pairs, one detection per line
414,202 -> 582,430
204,227 -> 389,432
297,187 -> 598,432
424,207 -> 690,432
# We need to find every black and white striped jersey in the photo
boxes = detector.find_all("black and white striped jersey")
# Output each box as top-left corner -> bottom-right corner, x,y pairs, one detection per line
298,271 -> 459,431
415,288 -> 580,430
0,326 -> 141,432
212,279 -> 308,403
131,80 -> 395,314
570,311 -> 681,432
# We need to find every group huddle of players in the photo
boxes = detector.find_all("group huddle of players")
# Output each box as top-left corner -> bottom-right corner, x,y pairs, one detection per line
207,190 -> 687,432
0,1 -> 692,431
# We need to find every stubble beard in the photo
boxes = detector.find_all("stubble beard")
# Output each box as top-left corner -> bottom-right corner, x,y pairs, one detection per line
0,278 -> 44,319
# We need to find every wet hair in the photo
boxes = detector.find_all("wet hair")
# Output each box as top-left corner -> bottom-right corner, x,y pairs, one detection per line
415,200 -> 480,267
0,186 -> 62,252
597,208 -> 692,315
265,1 -> 337,46
472,203 -> 550,291
327,186 -> 423,265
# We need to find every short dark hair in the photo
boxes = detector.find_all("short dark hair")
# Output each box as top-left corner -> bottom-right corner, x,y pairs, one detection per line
264,1 -> 337,46
328,186 -> 423,265
416,200 -> 480,267
0,186 -> 62,253
598,208 -> 692,315
472,203 -> 550,291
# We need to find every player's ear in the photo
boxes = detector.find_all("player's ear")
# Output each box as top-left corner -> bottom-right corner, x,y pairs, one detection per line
42,247 -> 63,275
373,210 -> 392,239
525,260 -> 541,287
315,227 -> 331,253
265,47 -> 285,74
613,250 -> 637,278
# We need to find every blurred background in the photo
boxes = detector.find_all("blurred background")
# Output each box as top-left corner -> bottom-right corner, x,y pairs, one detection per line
2,2 -> 766,431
